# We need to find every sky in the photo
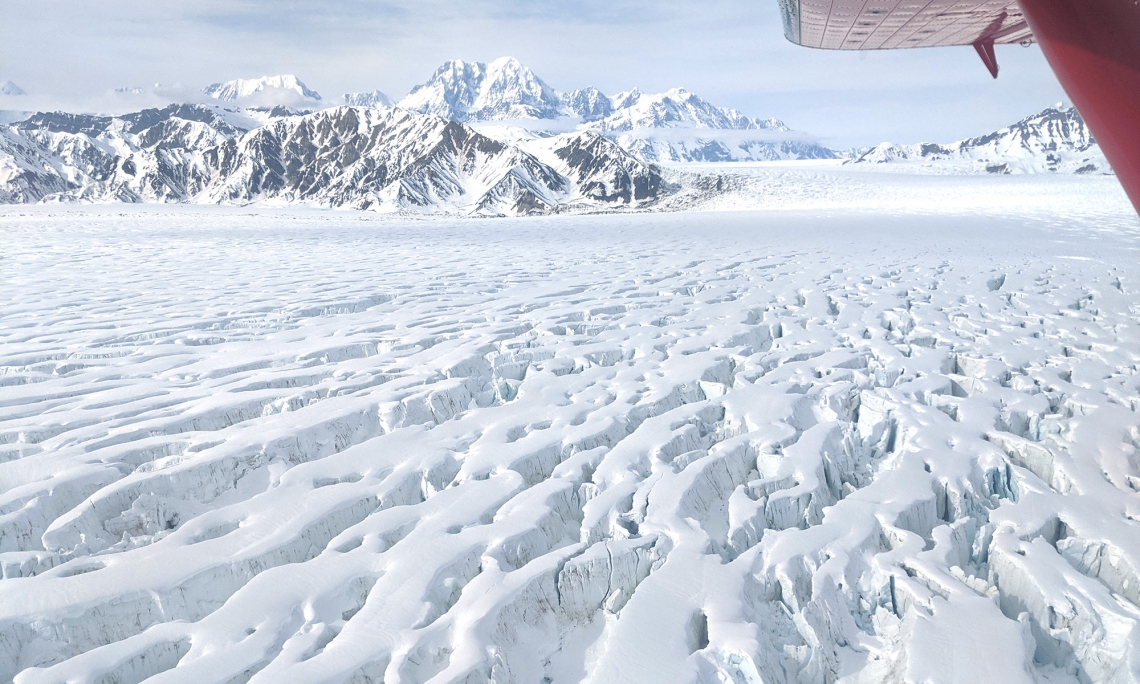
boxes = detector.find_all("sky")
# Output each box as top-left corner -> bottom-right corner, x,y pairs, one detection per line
0,0 -> 1070,148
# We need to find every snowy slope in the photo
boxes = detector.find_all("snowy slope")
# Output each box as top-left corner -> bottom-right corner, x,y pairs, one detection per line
851,106 -> 1109,174
1,185 -> 1137,683
524,130 -> 662,206
203,75 -> 323,108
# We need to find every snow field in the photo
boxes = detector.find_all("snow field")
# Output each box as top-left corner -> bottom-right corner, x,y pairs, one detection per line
1,197 -> 1139,684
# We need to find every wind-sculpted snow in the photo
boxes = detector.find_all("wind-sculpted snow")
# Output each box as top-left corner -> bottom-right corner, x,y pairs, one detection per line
1,199 -> 1139,684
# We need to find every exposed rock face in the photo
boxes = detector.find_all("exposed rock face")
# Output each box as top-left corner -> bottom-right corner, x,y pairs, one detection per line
0,104 -> 661,214
851,106 -> 1109,174
550,131 -> 661,204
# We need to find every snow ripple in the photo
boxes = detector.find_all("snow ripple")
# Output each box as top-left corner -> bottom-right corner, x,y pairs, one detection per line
1,206 -> 1138,684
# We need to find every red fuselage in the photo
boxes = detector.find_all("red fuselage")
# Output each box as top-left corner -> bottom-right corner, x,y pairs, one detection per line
1017,0 -> 1140,214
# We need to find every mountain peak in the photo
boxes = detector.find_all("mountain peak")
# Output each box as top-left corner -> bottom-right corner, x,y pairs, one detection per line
611,89 -> 642,110
398,57 -> 562,122
342,90 -> 393,108
1,80 -> 26,96
563,87 -> 613,122
202,75 -> 322,107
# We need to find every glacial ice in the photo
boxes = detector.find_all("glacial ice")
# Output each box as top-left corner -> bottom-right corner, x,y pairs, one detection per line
1,182 -> 1138,683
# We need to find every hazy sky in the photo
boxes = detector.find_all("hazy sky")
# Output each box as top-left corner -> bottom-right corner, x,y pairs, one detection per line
0,0 -> 1069,148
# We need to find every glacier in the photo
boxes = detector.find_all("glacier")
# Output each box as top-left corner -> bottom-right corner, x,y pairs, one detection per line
0,168 -> 1138,683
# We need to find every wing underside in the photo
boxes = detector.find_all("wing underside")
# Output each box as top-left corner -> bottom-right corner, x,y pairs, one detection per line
778,0 -> 1035,50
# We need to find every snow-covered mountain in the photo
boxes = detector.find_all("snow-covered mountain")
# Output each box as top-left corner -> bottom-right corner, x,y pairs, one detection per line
851,106 -> 1108,174
341,90 -> 393,108
594,88 -> 782,132
562,87 -> 614,122
203,75 -> 323,108
397,58 -> 835,163
584,88 -> 834,163
0,103 -> 662,214
398,57 -> 564,122
1,81 -> 25,97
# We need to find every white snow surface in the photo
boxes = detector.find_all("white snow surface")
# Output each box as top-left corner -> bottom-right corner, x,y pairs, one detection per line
1,175 -> 1139,684
1,82 -> 26,97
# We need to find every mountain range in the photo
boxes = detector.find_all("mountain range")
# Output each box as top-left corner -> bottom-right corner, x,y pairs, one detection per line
850,106 -> 1108,175
191,58 -> 835,163
0,103 -> 660,214
1,81 -> 25,97
0,58 -> 1112,213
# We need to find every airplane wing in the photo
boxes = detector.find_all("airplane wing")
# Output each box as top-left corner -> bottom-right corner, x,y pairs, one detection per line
772,0 -> 1140,215
777,0 -> 1034,51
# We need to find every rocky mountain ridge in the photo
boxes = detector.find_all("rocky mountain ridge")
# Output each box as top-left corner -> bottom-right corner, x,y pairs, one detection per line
0,103 -> 662,215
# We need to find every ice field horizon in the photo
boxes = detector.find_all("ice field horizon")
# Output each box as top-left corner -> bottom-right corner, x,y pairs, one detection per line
2,167 -> 1139,684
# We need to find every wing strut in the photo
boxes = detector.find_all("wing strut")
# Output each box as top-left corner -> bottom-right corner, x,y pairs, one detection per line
973,12 -> 1008,78
973,38 -> 1000,77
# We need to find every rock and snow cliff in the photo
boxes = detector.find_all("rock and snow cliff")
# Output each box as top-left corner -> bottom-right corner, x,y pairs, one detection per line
0,103 -> 662,214
851,106 -> 1109,175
